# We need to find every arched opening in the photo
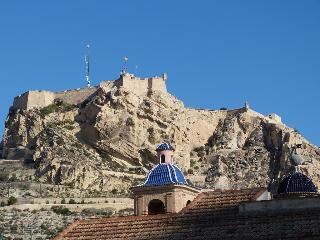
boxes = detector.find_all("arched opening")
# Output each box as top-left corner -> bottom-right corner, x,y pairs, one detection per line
160,155 -> 165,163
148,199 -> 165,215
186,200 -> 191,206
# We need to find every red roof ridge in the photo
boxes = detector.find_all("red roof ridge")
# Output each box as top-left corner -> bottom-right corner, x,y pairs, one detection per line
179,192 -> 207,214
200,187 -> 265,194
53,212 -> 179,239
251,187 -> 267,201
53,219 -> 82,240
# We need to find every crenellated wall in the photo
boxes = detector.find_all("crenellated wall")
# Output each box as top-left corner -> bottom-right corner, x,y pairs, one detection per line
12,73 -> 168,110
119,73 -> 167,94
12,88 -> 96,111
12,91 -> 55,110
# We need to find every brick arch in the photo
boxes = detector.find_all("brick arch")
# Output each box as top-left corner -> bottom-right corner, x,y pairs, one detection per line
148,199 -> 165,215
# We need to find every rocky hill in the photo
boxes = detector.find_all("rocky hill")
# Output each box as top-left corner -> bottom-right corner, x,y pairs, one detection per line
1,81 -> 320,194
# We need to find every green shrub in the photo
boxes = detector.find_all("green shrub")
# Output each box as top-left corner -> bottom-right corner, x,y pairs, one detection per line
111,188 -> 118,195
0,169 -> 9,181
82,207 -> 114,217
64,124 -> 75,130
194,146 -> 205,152
40,224 -> 48,230
193,146 -> 206,158
190,159 -> 196,167
24,192 -> 31,197
9,174 -> 18,182
187,169 -> 194,175
61,198 -> 66,204
51,206 -> 71,215
10,225 -> 17,233
40,102 -> 76,117
118,207 -> 134,216
7,196 -> 17,205
81,208 -> 98,215
100,152 -> 112,163
56,137 -> 65,146
68,199 -> 76,204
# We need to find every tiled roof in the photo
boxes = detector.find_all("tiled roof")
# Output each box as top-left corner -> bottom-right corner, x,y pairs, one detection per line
156,142 -> 175,151
278,171 -> 317,194
54,188 -> 320,240
143,163 -> 186,186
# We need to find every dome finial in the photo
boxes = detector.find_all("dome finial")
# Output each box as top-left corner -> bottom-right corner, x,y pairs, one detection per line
290,144 -> 311,166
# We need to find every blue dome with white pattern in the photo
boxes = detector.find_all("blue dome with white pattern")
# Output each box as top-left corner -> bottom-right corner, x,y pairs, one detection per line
156,142 -> 175,152
278,172 -> 317,194
144,163 -> 186,186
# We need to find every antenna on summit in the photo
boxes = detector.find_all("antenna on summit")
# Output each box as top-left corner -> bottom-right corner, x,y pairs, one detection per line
85,44 -> 91,87
122,56 -> 129,74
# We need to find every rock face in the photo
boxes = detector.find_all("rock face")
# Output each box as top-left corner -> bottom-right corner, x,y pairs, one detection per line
1,83 -> 320,194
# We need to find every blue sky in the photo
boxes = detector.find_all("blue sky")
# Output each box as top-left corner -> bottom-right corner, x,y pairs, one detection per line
0,1 -> 319,146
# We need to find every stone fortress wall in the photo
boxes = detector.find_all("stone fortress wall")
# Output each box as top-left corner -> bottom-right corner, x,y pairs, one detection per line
11,72 -> 282,125
55,87 -> 98,105
12,73 -> 168,110
12,91 -> 55,110
119,72 -> 167,95
12,88 -> 96,110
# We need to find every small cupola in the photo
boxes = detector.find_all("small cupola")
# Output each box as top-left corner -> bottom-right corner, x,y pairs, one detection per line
156,142 -> 174,164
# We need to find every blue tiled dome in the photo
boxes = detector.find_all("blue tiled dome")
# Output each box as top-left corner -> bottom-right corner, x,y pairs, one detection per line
277,172 -> 317,194
156,142 -> 175,152
144,163 -> 186,186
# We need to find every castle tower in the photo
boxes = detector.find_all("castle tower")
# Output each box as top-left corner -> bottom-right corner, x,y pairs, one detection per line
131,142 -> 200,216
117,72 -> 167,95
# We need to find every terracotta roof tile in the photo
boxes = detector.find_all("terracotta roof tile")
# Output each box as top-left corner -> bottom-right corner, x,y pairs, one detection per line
54,188 -> 320,240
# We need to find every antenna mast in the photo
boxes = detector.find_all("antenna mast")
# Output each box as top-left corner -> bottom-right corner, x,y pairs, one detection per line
122,56 -> 128,74
85,44 -> 91,87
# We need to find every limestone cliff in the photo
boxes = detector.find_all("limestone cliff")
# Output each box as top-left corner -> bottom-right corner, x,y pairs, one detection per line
1,84 -> 320,194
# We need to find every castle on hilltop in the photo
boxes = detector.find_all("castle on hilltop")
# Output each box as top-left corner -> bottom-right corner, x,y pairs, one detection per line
11,71 -> 283,125
12,72 -> 168,110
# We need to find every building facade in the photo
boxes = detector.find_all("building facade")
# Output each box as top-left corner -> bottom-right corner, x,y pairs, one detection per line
131,142 -> 200,215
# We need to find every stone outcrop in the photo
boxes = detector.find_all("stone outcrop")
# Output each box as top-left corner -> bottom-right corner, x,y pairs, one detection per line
1,82 -> 320,194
